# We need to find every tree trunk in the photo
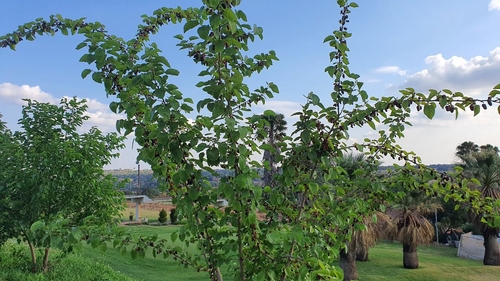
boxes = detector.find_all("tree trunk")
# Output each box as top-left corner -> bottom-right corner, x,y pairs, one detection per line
356,248 -> 369,262
42,247 -> 50,273
339,249 -> 358,281
28,241 -> 37,273
215,267 -> 223,281
402,243 -> 419,269
483,232 -> 500,266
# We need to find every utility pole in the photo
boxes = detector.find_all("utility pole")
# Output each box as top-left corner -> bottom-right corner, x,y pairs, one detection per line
136,160 -> 140,195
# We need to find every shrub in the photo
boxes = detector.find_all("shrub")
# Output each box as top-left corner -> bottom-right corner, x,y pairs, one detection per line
158,209 -> 168,224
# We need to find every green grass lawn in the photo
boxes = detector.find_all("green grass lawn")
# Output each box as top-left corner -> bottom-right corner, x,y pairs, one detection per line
85,227 -> 500,281
5,225 -> 500,281
81,225 -> 211,281
357,242 -> 500,281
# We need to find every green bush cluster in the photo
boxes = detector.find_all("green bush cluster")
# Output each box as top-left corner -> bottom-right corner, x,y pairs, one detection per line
158,208 -> 168,224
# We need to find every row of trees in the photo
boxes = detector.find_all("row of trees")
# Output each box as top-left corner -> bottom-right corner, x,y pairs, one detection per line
2,0 -> 500,280
261,112 -> 500,279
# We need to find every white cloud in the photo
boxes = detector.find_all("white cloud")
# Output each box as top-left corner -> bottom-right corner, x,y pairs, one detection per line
364,78 -> 381,83
254,100 -> 302,119
375,66 -> 407,76
489,0 -> 500,11
0,83 -> 56,104
378,47 -> 500,165
0,83 -> 121,132
402,47 -> 500,95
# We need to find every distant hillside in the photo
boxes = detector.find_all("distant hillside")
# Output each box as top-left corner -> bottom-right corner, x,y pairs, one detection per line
379,164 -> 455,172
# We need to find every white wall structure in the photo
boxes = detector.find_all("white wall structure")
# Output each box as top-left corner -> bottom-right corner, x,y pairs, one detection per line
457,232 -> 500,260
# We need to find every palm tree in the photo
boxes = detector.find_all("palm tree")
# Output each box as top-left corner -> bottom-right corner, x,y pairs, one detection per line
334,153 -> 390,280
260,113 -> 287,188
456,141 -> 479,157
354,212 -> 392,262
480,144 -> 500,154
388,190 -> 440,269
458,149 -> 500,265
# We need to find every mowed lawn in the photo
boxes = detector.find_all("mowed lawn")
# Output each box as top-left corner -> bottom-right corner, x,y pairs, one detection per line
358,242 -> 500,281
83,225 -> 500,281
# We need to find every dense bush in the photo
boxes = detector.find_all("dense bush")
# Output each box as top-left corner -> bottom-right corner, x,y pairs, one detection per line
158,208 -> 168,224
0,240 -> 134,281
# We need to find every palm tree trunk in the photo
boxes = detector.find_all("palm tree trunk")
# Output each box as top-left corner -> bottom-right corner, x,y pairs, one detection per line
356,248 -> 369,262
483,232 -> 500,266
339,248 -> 358,281
402,243 -> 419,269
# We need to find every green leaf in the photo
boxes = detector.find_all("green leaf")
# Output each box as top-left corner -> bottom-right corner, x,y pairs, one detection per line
423,103 -> 435,119
236,10 -> 247,21
223,9 -> 238,22
197,26 -> 210,39
165,69 -> 180,76
497,105 -> 500,115
269,83 -> 279,93
131,249 -> 138,260
494,83 -> 500,89
95,48 -> 105,67
474,105 -> 481,116
301,130 -> 310,143
309,93 -> 320,105
207,147 -> 220,166
183,20 -> 198,33
81,69 -> 92,79
30,221 -> 45,232
438,96 -> 447,108
349,2 -> 359,8
92,72 -> 102,83
171,232 -> 178,243
130,75 -> 143,87
75,42 -> 87,50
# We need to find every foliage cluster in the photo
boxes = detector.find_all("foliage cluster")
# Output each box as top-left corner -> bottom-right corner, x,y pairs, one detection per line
0,99 -> 125,272
2,0 -> 500,280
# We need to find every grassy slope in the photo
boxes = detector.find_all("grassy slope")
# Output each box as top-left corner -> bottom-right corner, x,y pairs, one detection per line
81,225 -> 211,281
358,242 -> 500,281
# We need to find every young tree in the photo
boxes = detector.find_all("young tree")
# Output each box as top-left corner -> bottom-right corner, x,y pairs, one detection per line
2,1 -> 500,279
0,98 -> 125,272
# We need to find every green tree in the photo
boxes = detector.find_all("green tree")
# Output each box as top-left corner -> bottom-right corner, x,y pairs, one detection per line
456,141 -> 479,157
480,144 -> 500,154
2,1 -> 500,279
388,189 -> 441,269
260,112 -> 287,188
458,148 -> 500,265
0,98 -> 125,272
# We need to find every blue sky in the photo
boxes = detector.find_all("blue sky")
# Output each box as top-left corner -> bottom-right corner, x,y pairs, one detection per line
1,0 -> 500,169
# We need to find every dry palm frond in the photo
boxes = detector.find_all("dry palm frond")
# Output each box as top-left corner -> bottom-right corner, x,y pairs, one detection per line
387,210 -> 435,245
386,189 -> 441,245
352,212 -> 393,255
